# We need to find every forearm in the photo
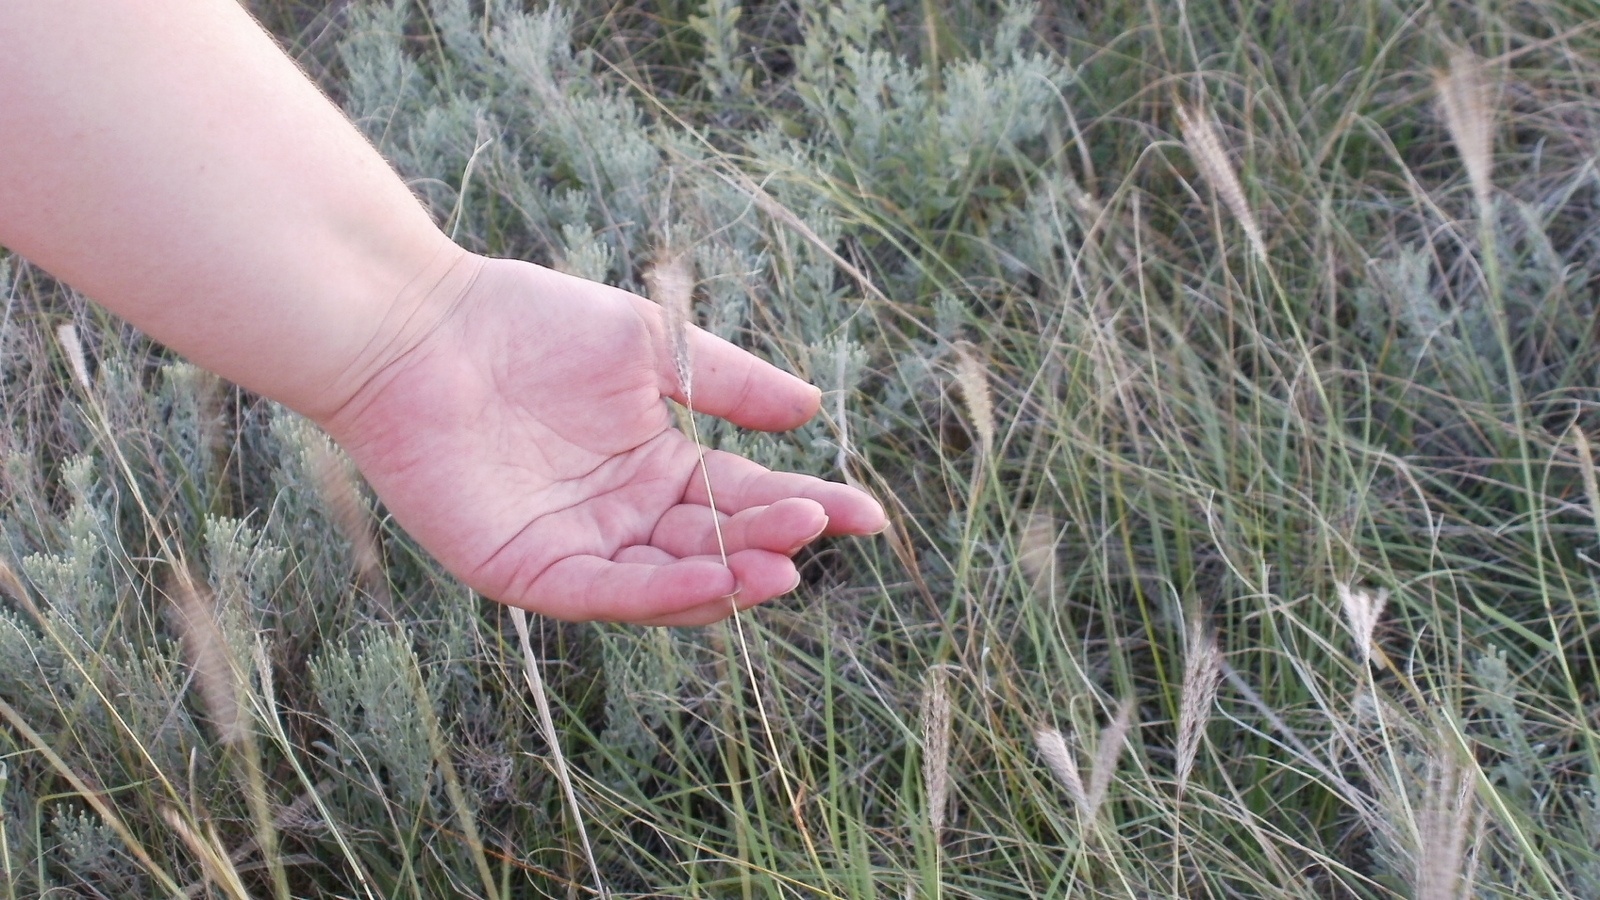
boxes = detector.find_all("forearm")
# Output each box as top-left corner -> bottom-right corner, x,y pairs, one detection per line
0,1 -> 464,420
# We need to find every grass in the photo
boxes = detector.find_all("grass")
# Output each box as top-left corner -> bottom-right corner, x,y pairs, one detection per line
4,0 -> 1600,896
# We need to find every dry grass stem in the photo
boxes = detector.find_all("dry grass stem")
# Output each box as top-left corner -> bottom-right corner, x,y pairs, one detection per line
169,574 -> 245,747
1338,582 -> 1389,667
1034,728 -> 1087,809
953,340 -> 996,459
645,249 -> 697,399
273,784 -> 331,837
55,322 -> 92,390
1176,104 -> 1267,261
921,666 -> 953,840
510,608 -> 609,900
1435,49 -> 1496,217
160,806 -> 253,900
0,557 -> 33,616
1176,619 -> 1221,795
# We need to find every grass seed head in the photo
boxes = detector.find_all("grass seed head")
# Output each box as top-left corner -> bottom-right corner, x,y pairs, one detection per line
1338,582 -> 1389,667
1016,509 -> 1058,601
1084,699 -> 1136,820
1034,727 -> 1087,809
1415,750 -> 1481,900
55,323 -> 92,390
1575,427 -> 1600,541
953,340 -> 996,458
1176,619 -> 1221,796
310,441 -> 392,620
645,249 -> 697,399
921,666 -> 954,840
169,573 -> 245,746
1435,49 -> 1496,216
1176,103 -> 1267,261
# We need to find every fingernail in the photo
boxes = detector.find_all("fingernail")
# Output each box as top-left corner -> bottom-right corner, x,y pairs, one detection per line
783,569 -> 802,594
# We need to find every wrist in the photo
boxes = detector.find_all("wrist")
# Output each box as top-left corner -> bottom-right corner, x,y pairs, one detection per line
301,242 -> 487,429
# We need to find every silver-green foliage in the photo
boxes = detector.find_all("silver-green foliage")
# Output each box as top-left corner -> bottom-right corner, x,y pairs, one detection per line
312,629 -> 442,812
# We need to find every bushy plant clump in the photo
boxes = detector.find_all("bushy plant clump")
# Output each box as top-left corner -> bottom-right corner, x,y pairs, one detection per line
2,0 -> 1600,896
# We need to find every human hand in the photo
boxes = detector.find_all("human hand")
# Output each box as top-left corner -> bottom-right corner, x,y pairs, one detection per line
320,255 -> 885,626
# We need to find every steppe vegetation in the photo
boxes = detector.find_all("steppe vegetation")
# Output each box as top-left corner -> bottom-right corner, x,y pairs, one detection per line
3,0 -> 1600,896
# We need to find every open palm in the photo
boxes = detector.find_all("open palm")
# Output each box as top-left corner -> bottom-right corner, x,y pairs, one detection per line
321,257 -> 883,626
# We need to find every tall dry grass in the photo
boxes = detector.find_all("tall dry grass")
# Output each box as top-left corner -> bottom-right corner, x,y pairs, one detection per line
0,0 -> 1596,896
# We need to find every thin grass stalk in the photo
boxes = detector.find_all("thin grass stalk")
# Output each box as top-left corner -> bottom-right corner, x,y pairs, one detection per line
0,558 -> 33,620
510,608 -> 608,900
399,639 -> 502,900
645,252 -> 825,873
168,574 -> 291,900
160,806 -> 254,900
247,640 -> 381,900
0,763 -> 11,900
0,695 -> 188,898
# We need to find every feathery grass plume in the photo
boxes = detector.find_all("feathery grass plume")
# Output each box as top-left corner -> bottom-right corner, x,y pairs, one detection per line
1414,751 -> 1481,900
1175,103 -> 1267,261
1436,48 -> 1495,218
1034,728 -> 1087,809
920,666 -> 953,841
1083,699 -> 1136,819
1176,619 -> 1221,796
1016,509 -> 1058,601
175,567 -> 291,900
308,440 -> 392,620
645,249 -> 697,400
1573,427 -> 1600,545
55,323 -> 92,390
168,573 -> 244,747
1337,582 -> 1389,667
952,340 -> 995,458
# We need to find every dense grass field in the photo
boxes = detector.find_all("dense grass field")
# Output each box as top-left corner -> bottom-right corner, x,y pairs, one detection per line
4,0 -> 1600,896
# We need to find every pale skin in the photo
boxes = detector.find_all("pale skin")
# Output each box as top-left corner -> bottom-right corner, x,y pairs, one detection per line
0,1 -> 885,627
